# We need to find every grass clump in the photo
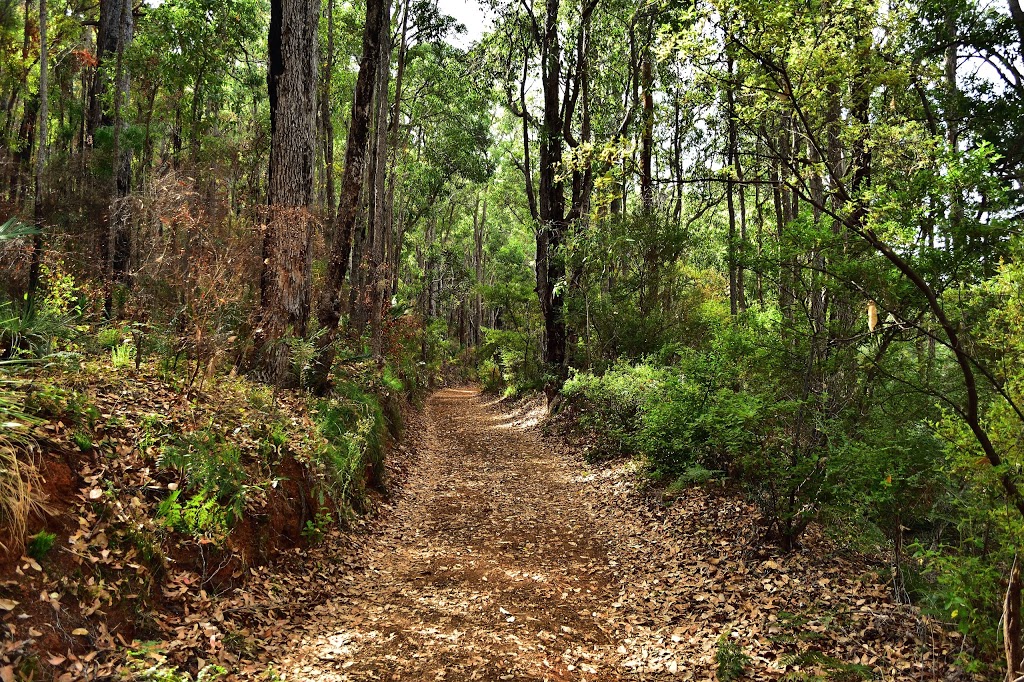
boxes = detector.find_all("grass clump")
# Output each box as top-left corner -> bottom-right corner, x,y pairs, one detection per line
0,363 -> 47,553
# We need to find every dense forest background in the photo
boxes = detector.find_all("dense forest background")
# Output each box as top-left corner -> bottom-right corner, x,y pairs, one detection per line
3,0 -> 1024,676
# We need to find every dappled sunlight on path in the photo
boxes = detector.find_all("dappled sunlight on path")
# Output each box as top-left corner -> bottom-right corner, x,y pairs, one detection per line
275,388 -> 623,681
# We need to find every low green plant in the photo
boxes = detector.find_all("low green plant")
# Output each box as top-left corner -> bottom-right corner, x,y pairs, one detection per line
96,327 -> 124,349
0,297 -> 74,358
715,635 -> 750,681
778,651 -> 874,681
312,386 -> 388,512
26,530 -> 56,560
156,489 -> 230,539
72,431 -> 93,452
111,342 -> 136,368
157,427 -> 248,527
301,511 -> 332,544
663,465 -> 722,500
126,642 -> 225,681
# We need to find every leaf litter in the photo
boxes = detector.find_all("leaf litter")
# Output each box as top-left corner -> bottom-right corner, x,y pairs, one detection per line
1,385 -> 972,680
249,388 -> 971,681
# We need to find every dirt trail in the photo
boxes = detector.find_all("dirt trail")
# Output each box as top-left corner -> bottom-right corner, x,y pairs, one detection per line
275,387 -> 626,681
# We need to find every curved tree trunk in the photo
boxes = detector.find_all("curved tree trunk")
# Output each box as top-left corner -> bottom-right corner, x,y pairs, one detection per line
310,0 -> 391,394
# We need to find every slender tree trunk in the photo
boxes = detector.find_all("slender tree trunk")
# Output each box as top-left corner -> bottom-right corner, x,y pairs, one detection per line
310,0 -> 390,394
29,0 -> 47,295
1006,557 -> 1022,682
726,49 -> 741,315
256,0 -> 320,385
321,0 -> 336,236
474,195 -> 486,346
640,51 -> 654,211
368,8 -> 393,354
105,0 -> 133,318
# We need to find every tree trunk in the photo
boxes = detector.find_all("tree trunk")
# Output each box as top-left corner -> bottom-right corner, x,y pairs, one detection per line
321,0 -> 336,236
104,0 -> 133,318
640,50 -> 654,211
474,195 -> 486,346
29,0 -> 47,295
310,0 -> 391,394
368,8 -> 393,355
256,0 -> 320,385
1006,557 -> 1022,682
89,0 -> 127,140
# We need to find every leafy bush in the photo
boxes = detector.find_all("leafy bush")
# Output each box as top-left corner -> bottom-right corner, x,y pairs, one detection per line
563,362 -> 670,458
96,327 -> 125,349
0,297 -> 74,359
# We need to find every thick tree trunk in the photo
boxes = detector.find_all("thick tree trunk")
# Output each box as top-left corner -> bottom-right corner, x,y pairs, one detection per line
536,0 -> 568,368
530,0 -> 598,370
89,0 -> 127,139
257,0 -> 320,385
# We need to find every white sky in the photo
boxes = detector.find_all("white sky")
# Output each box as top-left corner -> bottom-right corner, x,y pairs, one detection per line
435,0 -> 492,48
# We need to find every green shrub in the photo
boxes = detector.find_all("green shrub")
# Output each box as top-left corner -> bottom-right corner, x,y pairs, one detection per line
563,362 -> 670,458
312,385 -> 387,510
26,530 -> 56,561
0,297 -> 74,359
111,342 -> 136,368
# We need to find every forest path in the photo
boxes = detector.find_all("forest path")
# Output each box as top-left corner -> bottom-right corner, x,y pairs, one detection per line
275,387 -> 628,681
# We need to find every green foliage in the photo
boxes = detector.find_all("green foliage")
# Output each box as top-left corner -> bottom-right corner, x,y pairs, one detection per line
111,342 -> 136,368
311,382 -> 389,514
715,635 -> 750,681
96,327 -> 125,349
480,328 -> 544,395
26,530 -> 56,561
778,651 -> 875,681
563,362 -> 668,459
301,512 -> 332,544
71,431 -> 93,453
156,489 -> 230,540
157,428 -> 247,529
0,297 -> 74,359
126,642 -> 227,681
